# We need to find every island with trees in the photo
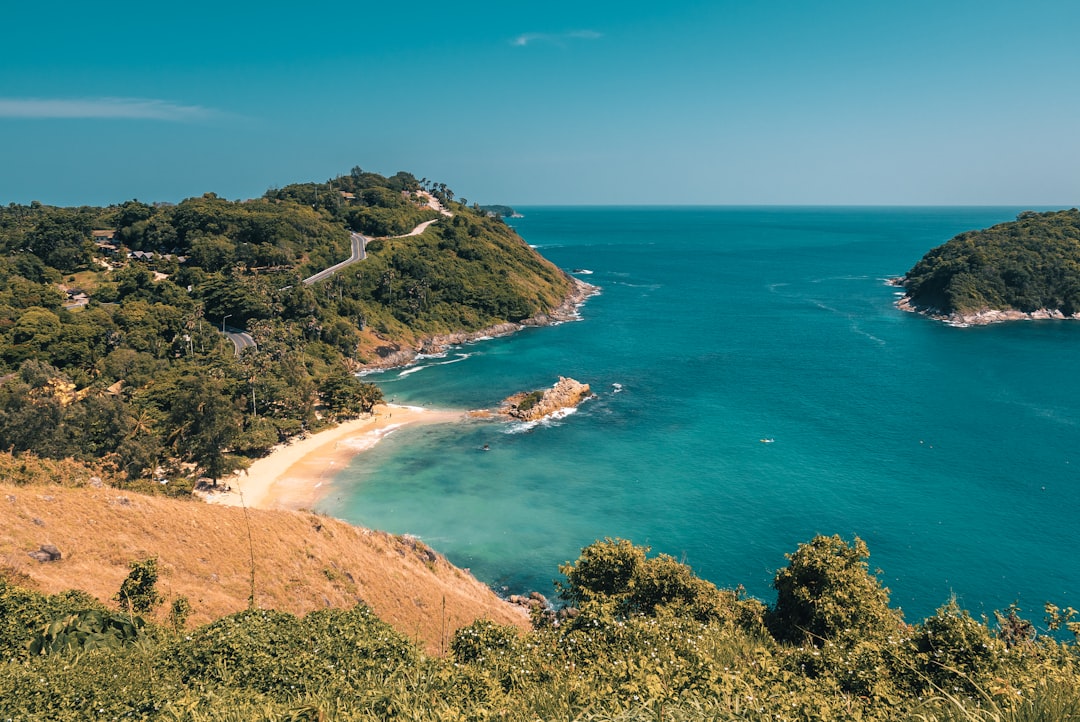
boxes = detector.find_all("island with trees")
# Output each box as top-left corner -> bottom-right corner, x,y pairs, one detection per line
896,208 -> 1080,325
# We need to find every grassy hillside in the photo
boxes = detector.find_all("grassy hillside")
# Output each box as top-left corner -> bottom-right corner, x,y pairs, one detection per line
3,527 -> 1079,720
901,209 -> 1080,317
0,481 -> 528,655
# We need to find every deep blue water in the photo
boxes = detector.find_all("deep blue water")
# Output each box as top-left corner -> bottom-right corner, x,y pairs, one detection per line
320,207 -> 1079,623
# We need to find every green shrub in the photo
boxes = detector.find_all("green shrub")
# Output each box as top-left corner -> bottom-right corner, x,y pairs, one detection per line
906,598 -> 1009,696
29,608 -> 145,656
0,578 -> 109,661
516,390 -> 545,412
452,619 -> 520,665
114,556 -> 163,615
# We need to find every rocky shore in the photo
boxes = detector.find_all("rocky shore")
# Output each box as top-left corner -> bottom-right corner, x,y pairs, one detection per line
890,278 -> 1080,327
360,277 -> 599,371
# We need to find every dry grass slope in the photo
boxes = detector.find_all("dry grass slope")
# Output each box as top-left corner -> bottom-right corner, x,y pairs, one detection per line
0,483 -> 528,655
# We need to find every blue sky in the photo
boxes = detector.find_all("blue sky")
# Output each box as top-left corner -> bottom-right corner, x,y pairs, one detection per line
2,1 -> 1078,207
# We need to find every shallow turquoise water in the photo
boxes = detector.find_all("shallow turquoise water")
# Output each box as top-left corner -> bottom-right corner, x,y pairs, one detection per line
320,207 -> 1079,622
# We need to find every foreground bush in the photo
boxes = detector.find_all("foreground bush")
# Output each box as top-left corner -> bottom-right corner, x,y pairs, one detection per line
2,535 -> 1079,721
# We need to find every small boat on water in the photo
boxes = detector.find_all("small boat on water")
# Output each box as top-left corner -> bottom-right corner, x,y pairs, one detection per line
760,438 -> 775,443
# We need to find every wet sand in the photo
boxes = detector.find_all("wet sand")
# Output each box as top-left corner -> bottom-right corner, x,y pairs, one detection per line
204,404 -> 465,510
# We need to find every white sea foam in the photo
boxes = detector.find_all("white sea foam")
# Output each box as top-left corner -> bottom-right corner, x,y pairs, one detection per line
436,353 -> 472,366
502,406 -> 579,434
613,281 -> 662,290
337,424 -> 403,450
611,382 -> 623,394
851,324 -> 886,345
399,353 -> 474,378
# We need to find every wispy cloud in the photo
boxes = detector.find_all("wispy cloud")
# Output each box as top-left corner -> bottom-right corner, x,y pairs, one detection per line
0,97 -> 218,121
511,30 -> 603,47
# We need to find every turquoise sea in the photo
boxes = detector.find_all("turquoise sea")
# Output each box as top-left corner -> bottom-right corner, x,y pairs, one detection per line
321,207 -> 1079,622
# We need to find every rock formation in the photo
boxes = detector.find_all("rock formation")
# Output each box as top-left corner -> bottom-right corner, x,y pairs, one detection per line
28,544 -> 62,563
501,377 -> 593,421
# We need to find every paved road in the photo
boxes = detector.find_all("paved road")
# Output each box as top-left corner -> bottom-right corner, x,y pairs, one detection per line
302,232 -> 368,286
221,214 -> 446,353
300,215 -> 448,287
223,326 -> 256,356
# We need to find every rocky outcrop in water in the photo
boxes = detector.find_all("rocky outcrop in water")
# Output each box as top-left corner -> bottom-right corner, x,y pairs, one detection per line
501,377 -> 593,421
891,280 -> 1080,327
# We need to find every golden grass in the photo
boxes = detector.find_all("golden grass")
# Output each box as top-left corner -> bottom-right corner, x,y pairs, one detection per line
0,483 -> 528,655
61,269 -> 110,295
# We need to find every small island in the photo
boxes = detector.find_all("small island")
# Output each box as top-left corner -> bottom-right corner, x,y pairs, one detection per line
500,377 -> 593,421
895,208 -> 1080,326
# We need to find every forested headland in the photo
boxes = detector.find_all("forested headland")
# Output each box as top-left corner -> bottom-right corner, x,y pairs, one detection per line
0,167 -> 574,490
898,209 -> 1080,324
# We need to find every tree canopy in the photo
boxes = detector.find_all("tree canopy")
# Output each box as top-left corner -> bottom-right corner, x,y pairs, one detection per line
902,209 -> 1080,315
0,168 -> 574,489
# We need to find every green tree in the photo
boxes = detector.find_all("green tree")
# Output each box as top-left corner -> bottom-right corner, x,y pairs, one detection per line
769,534 -> 902,645
26,209 -> 93,271
158,371 -> 243,485
113,557 -> 163,615
321,372 -> 383,419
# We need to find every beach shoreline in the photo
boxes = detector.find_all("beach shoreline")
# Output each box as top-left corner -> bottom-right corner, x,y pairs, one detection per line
204,404 -> 466,511
205,278 -> 598,512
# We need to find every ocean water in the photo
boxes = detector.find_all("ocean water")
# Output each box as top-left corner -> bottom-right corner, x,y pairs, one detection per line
321,207 -> 1080,622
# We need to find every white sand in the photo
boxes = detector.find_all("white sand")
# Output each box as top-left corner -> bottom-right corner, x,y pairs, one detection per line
204,404 -> 464,510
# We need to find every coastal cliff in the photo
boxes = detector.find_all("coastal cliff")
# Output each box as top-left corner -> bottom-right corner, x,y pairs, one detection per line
360,277 -> 599,370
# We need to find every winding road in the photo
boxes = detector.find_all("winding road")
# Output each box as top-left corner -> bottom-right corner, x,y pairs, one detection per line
223,326 -> 257,356
220,192 -> 452,354
301,232 -> 368,286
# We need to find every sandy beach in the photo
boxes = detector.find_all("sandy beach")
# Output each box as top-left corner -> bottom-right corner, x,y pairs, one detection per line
205,404 -> 466,511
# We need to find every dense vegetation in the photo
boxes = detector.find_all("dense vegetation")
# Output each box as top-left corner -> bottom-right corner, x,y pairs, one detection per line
2,535 -> 1078,720
478,204 -> 520,218
902,209 -> 1080,316
0,167 -> 572,489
